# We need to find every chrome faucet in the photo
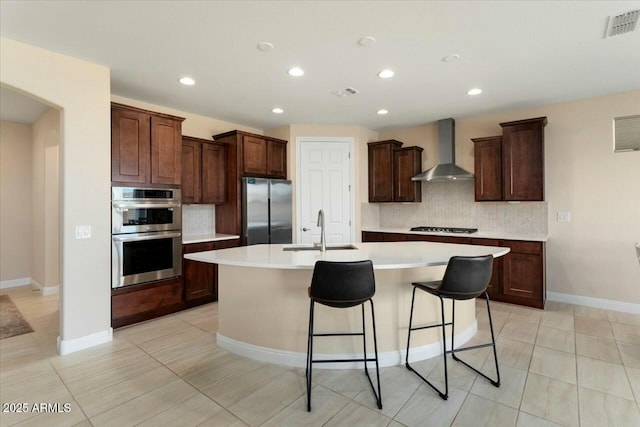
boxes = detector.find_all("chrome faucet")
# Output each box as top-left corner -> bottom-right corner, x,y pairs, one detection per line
317,209 -> 326,252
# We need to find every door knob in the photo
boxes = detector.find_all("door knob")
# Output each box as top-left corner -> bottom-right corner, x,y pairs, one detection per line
302,227 -> 310,232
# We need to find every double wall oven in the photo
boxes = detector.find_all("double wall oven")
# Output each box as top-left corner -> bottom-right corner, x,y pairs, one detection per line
111,187 -> 182,289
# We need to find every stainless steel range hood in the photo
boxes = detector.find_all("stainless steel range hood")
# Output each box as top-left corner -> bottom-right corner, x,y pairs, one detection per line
411,118 -> 474,181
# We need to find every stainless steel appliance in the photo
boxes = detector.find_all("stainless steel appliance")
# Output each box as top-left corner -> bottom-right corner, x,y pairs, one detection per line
111,187 -> 182,288
111,187 -> 181,234
242,177 -> 292,245
410,226 -> 478,234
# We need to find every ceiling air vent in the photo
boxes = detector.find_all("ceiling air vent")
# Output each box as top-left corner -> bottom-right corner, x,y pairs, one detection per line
604,9 -> 640,37
333,87 -> 359,97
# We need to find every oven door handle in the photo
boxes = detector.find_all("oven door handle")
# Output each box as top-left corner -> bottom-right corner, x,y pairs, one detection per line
112,231 -> 182,243
112,202 -> 181,210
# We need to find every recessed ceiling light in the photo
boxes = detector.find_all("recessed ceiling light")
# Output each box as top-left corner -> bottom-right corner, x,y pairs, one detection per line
257,41 -> 274,51
287,67 -> 304,77
178,76 -> 195,86
359,36 -> 376,47
442,54 -> 460,62
467,88 -> 483,96
272,107 -> 284,114
377,109 -> 389,115
377,69 -> 395,79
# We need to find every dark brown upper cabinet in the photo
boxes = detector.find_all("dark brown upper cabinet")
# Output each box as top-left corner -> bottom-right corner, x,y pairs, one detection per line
111,103 -> 184,186
500,117 -> 547,201
393,146 -> 423,202
472,136 -> 503,201
181,136 -> 226,204
239,134 -> 287,179
473,117 -> 547,201
211,130 -> 288,236
368,140 -> 422,202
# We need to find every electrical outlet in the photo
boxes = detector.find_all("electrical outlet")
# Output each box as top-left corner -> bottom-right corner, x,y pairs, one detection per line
557,212 -> 571,222
75,225 -> 91,239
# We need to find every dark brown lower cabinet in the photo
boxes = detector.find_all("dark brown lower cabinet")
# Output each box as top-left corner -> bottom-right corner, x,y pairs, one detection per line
362,231 -> 545,308
112,277 -> 184,328
183,238 -> 240,306
183,242 -> 217,303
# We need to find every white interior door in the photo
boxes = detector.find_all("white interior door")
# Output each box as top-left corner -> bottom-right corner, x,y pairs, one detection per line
298,138 -> 353,244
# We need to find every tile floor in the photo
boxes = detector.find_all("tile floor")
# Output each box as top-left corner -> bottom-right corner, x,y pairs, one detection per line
1,285 -> 639,426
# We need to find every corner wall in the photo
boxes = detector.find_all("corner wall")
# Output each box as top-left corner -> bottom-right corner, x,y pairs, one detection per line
1,37 -> 112,353
32,108 -> 60,291
0,120 -> 32,285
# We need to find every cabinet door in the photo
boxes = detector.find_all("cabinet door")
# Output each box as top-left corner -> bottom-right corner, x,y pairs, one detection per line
202,142 -> 226,204
471,238 -> 502,296
267,140 -> 287,178
362,231 -> 384,242
242,135 -> 267,175
111,107 -> 150,183
502,251 -> 543,301
182,140 -> 201,204
183,242 -> 216,301
473,137 -> 502,201
368,143 -> 395,202
393,148 -> 422,202
150,116 -> 182,185
501,119 -> 545,201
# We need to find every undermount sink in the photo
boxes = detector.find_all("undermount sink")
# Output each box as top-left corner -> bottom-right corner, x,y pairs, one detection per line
282,244 -> 359,251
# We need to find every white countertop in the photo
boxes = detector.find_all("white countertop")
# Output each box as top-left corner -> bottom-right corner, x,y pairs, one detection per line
182,233 -> 240,244
362,227 -> 548,242
184,242 -> 510,270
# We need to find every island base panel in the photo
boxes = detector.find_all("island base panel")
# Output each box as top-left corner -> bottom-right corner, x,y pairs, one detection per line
217,265 -> 477,366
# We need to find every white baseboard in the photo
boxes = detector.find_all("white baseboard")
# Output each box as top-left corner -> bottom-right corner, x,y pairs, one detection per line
547,291 -> 640,314
57,328 -> 113,356
216,321 -> 477,369
0,277 -> 32,289
30,279 -> 59,296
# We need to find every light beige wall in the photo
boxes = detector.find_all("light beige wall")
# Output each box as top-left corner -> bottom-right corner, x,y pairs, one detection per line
1,37 -> 111,346
456,90 -> 640,304
378,90 -> 640,304
111,95 -> 263,139
265,124 -> 379,242
0,121 -> 32,282
32,108 -> 60,288
378,122 -> 440,170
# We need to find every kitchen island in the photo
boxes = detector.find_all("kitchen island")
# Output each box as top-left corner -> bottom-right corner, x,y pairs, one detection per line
186,241 -> 509,368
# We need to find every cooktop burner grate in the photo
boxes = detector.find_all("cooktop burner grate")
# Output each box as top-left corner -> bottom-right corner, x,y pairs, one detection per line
410,226 -> 478,234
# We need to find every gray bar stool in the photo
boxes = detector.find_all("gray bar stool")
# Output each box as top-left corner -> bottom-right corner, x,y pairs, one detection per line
405,255 -> 500,400
306,260 -> 382,411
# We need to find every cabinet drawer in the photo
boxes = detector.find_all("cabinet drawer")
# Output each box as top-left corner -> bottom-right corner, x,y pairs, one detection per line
183,242 -> 214,254
214,239 -> 241,249
112,280 -> 182,319
501,240 -> 542,254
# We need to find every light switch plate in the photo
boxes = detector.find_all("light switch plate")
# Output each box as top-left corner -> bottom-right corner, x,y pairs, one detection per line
557,212 -> 571,222
75,225 -> 91,239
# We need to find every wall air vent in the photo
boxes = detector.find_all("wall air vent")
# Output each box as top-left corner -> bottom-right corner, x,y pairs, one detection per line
604,9 -> 640,37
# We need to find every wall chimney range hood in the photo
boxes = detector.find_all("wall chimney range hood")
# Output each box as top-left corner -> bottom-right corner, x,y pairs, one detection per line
411,118 -> 474,181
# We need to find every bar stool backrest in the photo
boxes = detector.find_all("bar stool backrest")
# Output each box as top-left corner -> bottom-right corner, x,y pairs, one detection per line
310,260 -> 375,308
438,255 -> 494,300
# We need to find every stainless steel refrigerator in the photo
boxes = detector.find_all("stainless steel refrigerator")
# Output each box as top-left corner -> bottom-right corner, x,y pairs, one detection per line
242,177 -> 292,245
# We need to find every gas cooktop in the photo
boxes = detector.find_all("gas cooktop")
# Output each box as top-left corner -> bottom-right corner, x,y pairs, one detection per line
410,226 -> 478,234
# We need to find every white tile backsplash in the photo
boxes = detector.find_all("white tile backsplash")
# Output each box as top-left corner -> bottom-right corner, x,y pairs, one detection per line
183,204 -> 216,235
377,181 -> 547,234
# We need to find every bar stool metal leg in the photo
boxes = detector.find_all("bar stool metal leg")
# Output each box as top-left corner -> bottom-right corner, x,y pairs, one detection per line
306,300 -> 315,411
449,294 -> 501,387
369,300 -> 382,409
405,288 -> 449,400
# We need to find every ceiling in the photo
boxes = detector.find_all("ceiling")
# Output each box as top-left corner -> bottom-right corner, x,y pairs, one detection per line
0,86 -> 49,124
1,1 -> 639,131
